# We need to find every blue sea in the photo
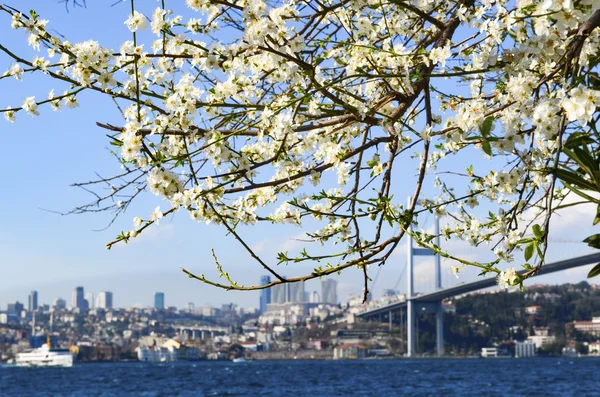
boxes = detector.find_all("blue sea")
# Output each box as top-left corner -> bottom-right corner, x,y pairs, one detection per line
1,358 -> 598,396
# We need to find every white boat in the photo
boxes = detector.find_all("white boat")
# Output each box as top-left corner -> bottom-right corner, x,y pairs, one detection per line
16,337 -> 73,367
232,357 -> 248,363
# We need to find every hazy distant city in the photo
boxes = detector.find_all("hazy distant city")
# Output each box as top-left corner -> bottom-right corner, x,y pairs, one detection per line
3,275 -> 600,363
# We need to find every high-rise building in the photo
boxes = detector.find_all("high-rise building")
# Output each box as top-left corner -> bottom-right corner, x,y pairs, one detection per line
28,290 -> 38,312
309,291 -> 321,303
52,298 -> 66,310
96,291 -> 113,309
321,279 -> 338,305
154,292 -> 165,309
85,292 -> 95,310
289,283 -> 305,303
7,301 -> 24,314
259,276 -> 271,313
272,284 -> 288,303
72,287 -> 86,311
270,283 -> 306,304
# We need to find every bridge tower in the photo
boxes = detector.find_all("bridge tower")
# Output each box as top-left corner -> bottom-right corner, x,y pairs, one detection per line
406,213 -> 443,357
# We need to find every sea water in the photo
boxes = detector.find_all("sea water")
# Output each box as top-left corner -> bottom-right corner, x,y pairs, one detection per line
1,357 -> 598,396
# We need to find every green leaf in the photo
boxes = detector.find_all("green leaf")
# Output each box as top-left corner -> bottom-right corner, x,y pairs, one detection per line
532,224 -> 544,239
524,242 -> 535,261
564,132 -> 595,150
584,234 -> 600,249
479,117 -> 494,137
555,169 -> 597,191
482,140 -> 492,156
562,182 -> 600,204
563,147 -> 597,177
536,244 -> 545,261
588,263 -> 600,278
594,204 -> 600,226
516,237 -> 535,244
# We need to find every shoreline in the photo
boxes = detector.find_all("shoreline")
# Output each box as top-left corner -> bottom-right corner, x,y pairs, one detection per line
5,355 -> 598,366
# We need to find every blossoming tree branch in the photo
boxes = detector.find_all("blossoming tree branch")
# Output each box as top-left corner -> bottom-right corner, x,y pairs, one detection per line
0,0 -> 599,301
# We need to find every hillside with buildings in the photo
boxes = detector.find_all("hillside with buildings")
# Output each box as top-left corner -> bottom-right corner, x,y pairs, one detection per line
2,281 -> 600,362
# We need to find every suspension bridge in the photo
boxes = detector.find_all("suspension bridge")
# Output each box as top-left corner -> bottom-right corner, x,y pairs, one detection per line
356,216 -> 600,357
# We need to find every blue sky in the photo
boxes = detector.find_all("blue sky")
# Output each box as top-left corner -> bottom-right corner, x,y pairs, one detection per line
0,1 -> 597,310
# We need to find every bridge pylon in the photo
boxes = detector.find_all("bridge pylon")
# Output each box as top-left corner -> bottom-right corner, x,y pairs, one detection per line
406,211 -> 443,357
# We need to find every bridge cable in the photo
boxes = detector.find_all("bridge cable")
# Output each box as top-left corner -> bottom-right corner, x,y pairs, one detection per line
393,260 -> 407,292
369,264 -> 383,298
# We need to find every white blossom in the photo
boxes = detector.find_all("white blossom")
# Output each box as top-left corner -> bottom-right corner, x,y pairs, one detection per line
497,267 -> 518,288
151,206 -> 163,224
22,96 -> 39,116
125,11 -> 147,33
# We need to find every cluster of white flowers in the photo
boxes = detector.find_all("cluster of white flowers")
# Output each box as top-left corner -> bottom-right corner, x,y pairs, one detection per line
562,87 -> 600,125
147,168 -> 183,199
497,267 -> 518,288
1,0 -> 599,286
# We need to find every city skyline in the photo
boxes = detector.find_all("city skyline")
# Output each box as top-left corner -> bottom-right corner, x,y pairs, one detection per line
3,259 -> 599,312
1,276 -> 340,312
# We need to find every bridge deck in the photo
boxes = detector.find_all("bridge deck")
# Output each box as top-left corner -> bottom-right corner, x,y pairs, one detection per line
357,252 -> 600,318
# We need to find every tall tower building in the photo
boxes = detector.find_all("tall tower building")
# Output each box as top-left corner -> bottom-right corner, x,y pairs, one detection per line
72,287 -> 85,311
28,290 -> 38,312
321,279 -> 338,305
85,292 -> 95,310
53,298 -> 66,310
271,284 -> 288,303
309,291 -> 321,303
289,283 -> 305,303
154,292 -> 165,310
7,301 -> 24,314
259,276 -> 271,313
96,292 -> 113,309
271,283 -> 306,304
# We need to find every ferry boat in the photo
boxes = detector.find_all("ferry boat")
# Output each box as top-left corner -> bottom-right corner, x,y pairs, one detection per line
16,335 -> 73,367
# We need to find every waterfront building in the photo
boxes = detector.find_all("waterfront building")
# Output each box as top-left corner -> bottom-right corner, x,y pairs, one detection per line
154,292 -> 165,309
72,287 -> 86,311
136,339 -> 202,362
321,279 -> 338,305
333,344 -> 367,359
136,345 -> 178,362
259,276 -> 271,313
28,290 -> 38,312
481,347 -> 510,358
570,318 -> 600,336
515,342 -> 537,358
526,334 -> 555,348
588,341 -> 600,354
96,292 -> 113,309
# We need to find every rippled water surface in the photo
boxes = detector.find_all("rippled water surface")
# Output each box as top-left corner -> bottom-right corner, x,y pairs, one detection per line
1,358 -> 598,396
